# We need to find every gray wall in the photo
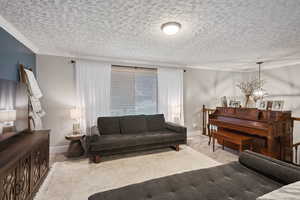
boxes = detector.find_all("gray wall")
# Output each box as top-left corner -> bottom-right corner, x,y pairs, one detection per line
248,64 -> 300,113
253,64 -> 300,143
36,54 -> 246,147
37,55 -> 246,146
37,55 -> 75,148
36,54 -> 300,149
183,68 -> 244,130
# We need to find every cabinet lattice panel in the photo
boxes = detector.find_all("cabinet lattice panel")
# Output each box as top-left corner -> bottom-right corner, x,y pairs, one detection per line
32,150 -> 41,186
1,168 -> 17,200
0,131 -> 50,200
18,156 -> 31,200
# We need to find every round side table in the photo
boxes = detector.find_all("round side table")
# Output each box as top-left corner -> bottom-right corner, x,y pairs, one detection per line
65,134 -> 85,158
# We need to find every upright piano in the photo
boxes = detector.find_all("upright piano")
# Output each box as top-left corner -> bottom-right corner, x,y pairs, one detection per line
209,107 -> 293,162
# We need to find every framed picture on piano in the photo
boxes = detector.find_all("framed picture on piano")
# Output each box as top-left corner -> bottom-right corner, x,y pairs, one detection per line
272,100 -> 284,111
229,100 -> 241,108
266,101 -> 273,110
256,100 -> 267,110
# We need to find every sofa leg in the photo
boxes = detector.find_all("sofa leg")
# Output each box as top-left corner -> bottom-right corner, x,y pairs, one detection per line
175,144 -> 180,151
93,155 -> 101,163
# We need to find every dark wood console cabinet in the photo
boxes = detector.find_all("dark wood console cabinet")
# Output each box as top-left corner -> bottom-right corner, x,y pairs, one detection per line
0,130 -> 50,200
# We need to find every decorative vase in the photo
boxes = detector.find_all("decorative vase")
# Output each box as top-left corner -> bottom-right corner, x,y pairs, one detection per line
244,95 -> 255,108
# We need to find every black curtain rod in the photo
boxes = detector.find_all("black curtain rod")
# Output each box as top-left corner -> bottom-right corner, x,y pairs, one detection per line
113,65 -> 157,71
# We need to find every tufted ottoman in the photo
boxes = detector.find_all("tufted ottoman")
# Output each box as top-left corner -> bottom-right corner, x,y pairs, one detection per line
89,151 -> 300,200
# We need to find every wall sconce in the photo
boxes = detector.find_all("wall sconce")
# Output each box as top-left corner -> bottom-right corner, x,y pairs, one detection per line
70,108 -> 81,135
0,110 -> 16,134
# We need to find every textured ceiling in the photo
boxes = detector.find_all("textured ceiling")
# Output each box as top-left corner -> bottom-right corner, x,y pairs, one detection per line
1,0 -> 300,70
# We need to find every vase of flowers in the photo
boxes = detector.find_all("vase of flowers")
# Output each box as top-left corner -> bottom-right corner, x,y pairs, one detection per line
236,79 -> 260,108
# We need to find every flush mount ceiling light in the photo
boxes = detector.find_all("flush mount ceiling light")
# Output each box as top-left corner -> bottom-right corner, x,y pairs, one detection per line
161,22 -> 181,35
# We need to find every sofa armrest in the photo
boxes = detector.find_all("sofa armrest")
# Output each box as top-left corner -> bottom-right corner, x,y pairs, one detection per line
85,134 -> 99,154
165,122 -> 187,141
239,150 -> 300,185
165,122 -> 187,134
91,125 -> 100,135
83,126 -> 100,154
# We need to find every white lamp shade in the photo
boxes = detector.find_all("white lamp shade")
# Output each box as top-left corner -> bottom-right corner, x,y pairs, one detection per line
0,110 -> 16,122
70,109 -> 80,120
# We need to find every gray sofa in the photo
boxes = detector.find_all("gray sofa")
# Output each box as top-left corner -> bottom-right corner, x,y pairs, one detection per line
86,114 -> 187,163
89,150 -> 300,200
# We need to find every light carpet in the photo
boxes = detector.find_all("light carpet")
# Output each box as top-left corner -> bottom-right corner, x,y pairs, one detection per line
35,145 -> 221,200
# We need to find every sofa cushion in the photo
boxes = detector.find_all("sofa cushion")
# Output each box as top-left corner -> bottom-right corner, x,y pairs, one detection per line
239,151 -> 300,185
89,161 -> 282,200
120,115 -> 147,134
89,131 -> 185,151
97,117 -> 120,135
146,114 -> 166,131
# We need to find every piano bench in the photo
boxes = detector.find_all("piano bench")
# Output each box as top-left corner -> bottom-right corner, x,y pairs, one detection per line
212,130 -> 254,153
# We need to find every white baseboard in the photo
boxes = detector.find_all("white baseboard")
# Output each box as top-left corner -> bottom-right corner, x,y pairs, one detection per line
50,145 -> 68,154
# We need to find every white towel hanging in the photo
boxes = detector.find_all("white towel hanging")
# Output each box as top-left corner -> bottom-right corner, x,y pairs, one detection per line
24,69 -> 43,99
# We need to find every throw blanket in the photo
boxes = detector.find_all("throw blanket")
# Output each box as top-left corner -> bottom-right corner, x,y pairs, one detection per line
24,69 -> 43,98
24,69 -> 45,130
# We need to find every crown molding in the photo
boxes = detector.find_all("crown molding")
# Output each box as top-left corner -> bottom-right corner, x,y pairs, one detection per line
238,62 -> 300,72
41,50 -> 300,72
38,51 -> 186,69
186,64 -> 250,72
0,14 -> 39,53
189,60 -> 300,72
188,66 -> 245,72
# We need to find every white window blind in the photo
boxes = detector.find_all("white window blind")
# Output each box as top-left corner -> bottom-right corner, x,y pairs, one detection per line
110,66 -> 157,116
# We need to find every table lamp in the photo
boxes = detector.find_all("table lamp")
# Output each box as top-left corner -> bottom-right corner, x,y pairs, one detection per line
0,110 -> 16,134
70,108 -> 81,135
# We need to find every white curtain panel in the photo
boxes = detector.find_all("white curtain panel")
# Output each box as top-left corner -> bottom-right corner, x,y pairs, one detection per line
75,60 -> 111,135
158,68 -> 184,125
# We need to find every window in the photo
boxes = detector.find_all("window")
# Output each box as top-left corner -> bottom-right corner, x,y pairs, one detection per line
110,66 -> 157,116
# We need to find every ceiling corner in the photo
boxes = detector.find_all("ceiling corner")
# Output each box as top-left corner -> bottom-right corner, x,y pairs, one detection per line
0,14 -> 39,53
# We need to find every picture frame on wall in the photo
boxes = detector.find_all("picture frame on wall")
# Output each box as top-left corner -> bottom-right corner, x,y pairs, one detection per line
272,100 -> 284,111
